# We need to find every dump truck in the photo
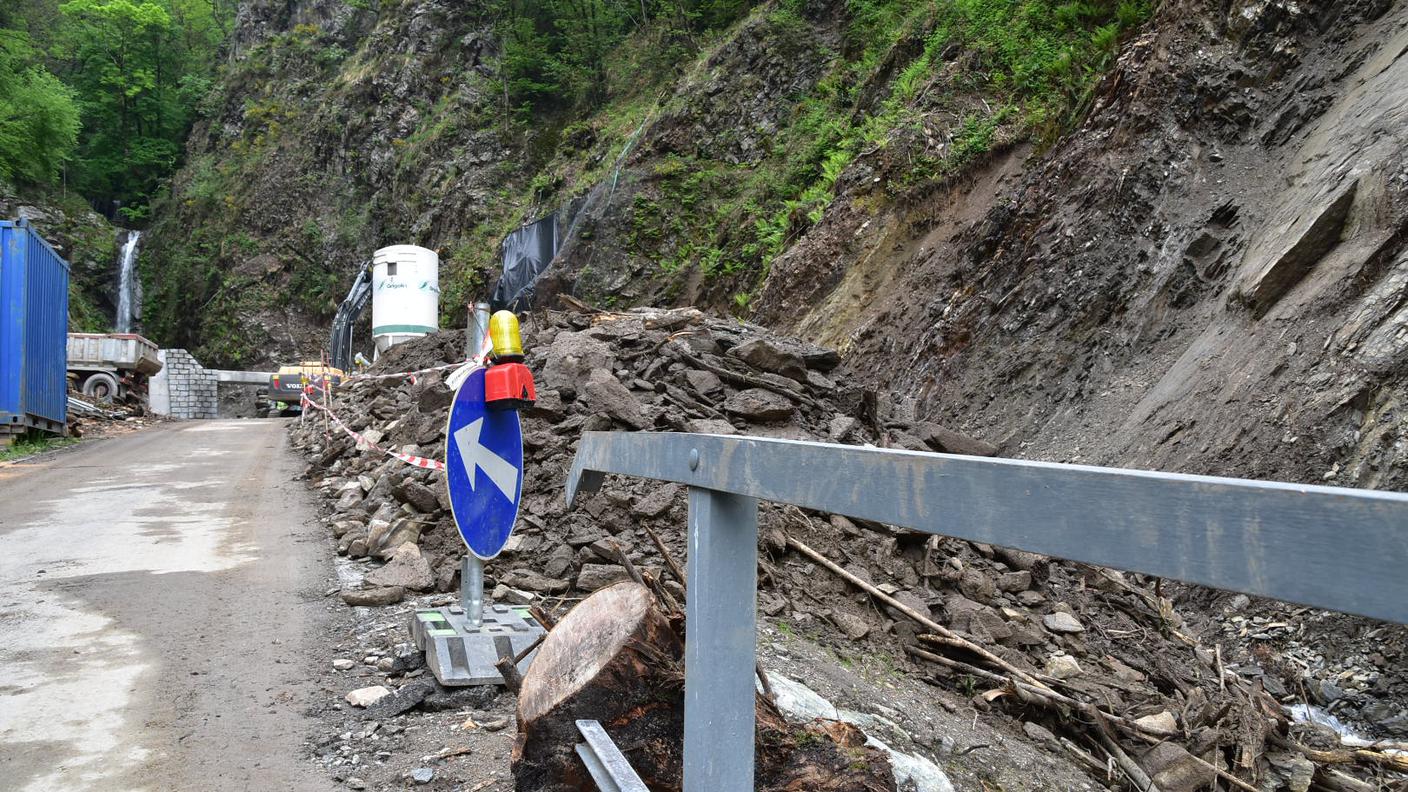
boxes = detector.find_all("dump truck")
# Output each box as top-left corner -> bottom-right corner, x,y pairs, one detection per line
66,333 -> 163,404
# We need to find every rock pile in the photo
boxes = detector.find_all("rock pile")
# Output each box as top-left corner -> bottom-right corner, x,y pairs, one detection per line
290,306 -> 1405,792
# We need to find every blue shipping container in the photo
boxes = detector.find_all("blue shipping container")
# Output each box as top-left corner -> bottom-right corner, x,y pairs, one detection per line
1,219 -> 70,437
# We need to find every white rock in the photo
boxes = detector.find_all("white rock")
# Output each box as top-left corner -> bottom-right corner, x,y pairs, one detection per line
1134,710 -> 1178,735
333,658 -> 355,670
1044,653 -> 1083,679
345,685 -> 392,708
1042,612 -> 1085,634
760,672 -> 954,792
761,672 -> 839,721
870,734 -> 956,792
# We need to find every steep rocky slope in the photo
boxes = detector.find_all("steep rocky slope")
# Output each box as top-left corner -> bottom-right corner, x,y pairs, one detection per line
141,0 -> 1149,366
760,0 -> 1408,495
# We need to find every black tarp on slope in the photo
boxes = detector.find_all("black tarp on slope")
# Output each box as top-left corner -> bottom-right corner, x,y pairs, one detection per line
491,213 -> 558,311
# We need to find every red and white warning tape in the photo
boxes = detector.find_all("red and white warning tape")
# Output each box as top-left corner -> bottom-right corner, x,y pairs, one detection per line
299,334 -> 496,473
344,360 -> 460,383
301,393 -> 447,471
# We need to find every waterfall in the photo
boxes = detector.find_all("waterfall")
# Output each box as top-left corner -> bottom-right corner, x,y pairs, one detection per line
115,230 -> 141,333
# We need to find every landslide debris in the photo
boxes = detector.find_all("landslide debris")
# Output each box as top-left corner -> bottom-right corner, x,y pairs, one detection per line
291,307 -> 1407,791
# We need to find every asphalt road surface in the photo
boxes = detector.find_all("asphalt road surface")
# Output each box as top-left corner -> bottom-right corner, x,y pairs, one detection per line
0,420 -> 335,791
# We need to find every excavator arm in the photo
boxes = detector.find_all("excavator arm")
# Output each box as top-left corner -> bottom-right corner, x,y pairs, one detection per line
329,261 -> 373,373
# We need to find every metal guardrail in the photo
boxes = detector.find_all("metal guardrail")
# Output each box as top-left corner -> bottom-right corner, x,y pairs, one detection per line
565,431 -> 1408,791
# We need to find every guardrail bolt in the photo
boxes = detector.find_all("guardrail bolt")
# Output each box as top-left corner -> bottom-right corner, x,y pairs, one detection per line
688,448 -> 700,471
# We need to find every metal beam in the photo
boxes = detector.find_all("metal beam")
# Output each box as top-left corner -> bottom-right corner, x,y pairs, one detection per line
567,432 -> 1408,624
683,487 -> 757,792
575,719 -> 650,792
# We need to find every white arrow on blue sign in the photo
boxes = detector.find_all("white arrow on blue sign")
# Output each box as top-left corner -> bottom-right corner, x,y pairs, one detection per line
445,366 -> 524,559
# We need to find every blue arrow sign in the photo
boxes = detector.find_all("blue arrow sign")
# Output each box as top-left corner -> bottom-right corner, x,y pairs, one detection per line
445,367 -> 523,559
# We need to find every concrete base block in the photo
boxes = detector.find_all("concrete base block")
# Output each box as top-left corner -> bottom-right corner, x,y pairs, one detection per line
409,603 -> 545,687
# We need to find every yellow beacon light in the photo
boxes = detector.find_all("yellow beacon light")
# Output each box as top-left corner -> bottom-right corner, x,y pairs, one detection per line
489,310 -> 524,360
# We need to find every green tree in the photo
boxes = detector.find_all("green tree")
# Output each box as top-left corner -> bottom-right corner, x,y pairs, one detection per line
490,0 -> 758,113
0,29 -> 81,184
57,0 -> 179,219
3,0 -> 231,219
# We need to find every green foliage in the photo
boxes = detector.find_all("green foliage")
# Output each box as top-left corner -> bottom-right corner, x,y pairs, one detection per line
68,278 -> 109,332
54,0 -> 230,219
0,30 -> 81,183
490,0 -> 761,112
0,431 -> 77,462
731,0 -> 1151,282
2,0 -> 231,216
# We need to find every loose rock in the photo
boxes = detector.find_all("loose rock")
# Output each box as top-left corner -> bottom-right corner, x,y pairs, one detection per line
341,586 -> 406,607
345,686 -> 392,708
1042,612 -> 1085,634
723,388 -> 794,422
365,543 -> 434,591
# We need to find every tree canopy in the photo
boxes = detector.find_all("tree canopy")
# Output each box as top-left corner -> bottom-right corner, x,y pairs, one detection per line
492,0 -> 758,112
0,29 -> 81,185
0,0 -> 230,221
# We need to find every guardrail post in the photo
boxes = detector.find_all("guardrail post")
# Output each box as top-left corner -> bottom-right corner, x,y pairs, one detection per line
684,486 -> 758,792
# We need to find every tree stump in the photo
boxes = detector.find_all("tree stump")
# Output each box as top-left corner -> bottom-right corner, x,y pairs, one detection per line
512,581 -> 897,792
513,582 -> 685,791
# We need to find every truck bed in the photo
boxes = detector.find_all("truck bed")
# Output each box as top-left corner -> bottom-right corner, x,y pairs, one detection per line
66,333 -> 163,376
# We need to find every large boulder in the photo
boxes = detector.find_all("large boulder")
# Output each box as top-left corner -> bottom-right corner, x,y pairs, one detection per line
727,339 -> 808,382
541,332 -> 615,397
722,388 -> 794,423
914,423 -> 998,457
394,479 -> 440,513
342,586 -> 406,606
580,369 -> 648,429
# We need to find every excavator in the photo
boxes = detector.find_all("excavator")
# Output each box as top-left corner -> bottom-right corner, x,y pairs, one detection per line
261,261 -> 369,416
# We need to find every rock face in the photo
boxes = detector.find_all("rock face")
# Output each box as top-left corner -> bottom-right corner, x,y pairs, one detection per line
1234,179 -> 1360,316
755,1 -> 1408,505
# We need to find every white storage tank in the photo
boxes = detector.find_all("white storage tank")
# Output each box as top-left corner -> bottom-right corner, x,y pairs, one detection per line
371,244 -> 440,355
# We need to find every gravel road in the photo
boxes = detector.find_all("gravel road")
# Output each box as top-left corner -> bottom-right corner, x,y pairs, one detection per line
0,420 -> 335,791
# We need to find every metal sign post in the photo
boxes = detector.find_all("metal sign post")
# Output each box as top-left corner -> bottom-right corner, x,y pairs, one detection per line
410,303 -> 544,687
462,302 -> 491,626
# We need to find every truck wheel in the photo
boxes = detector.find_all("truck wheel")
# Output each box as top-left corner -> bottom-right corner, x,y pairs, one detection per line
83,372 -> 119,403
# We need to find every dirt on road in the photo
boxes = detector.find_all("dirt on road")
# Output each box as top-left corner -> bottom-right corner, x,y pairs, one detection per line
0,420 -> 336,792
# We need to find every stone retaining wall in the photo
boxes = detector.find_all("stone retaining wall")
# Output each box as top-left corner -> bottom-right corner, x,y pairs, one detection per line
148,349 -> 218,419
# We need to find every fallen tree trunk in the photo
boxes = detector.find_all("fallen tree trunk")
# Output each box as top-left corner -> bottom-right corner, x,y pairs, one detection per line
512,581 -> 898,792
514,581 -> 685,791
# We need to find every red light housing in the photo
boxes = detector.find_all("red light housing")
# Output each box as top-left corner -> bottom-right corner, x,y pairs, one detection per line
484,363 -> 536,411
